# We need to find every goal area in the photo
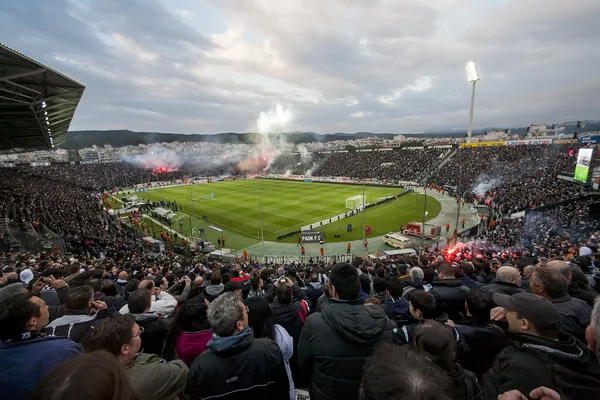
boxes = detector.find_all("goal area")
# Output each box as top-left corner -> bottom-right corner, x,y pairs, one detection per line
346,195 -> 366,209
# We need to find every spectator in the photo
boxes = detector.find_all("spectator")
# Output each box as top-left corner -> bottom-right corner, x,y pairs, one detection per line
382,276 -> 410,323
84,314 -> 188,400
165,276 -> 192,304
402,266 -> 430,297
530,268 -> 591,341
97,278 -> 127,310
298,263 -> 396,400
522,265 -> 536,291
430,263 -> 469,321
167,296 -> 212,367
306,272 -> 324,312
370,277 -> 387,304
205,270 -> 224,302
186,292 -> 289,399
481,266 -> 525,298
459,262 -> 482,289
247,275 -> 265,299
126,288 -> 169,358
360,344 -> 456,400
44,285 -> 110,343
247,296 -> 295,400
546,260 -> 597,307
484,292 -> 600,398
119,278 -> 177,317
116,271 -> 129,298
0,292 -> 82,400
31,351 -> 138,400
412,320 -> 482,399
455,289 -> 506,377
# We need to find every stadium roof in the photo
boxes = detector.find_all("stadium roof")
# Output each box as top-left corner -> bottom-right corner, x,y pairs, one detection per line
0,43 -> 85,152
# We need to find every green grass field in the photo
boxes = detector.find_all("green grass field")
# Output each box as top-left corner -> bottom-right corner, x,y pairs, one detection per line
117,179 -> 441,250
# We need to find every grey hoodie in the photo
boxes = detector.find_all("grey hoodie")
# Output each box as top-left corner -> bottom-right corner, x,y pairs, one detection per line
205,283 -> 224,297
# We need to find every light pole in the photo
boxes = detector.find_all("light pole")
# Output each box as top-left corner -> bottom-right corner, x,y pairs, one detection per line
465,60 -> 481,142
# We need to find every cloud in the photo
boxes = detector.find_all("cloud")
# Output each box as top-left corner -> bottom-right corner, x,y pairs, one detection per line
0,0 -> 599,135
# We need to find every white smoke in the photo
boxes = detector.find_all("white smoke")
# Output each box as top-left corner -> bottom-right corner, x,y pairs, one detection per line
297,144 -> 311,162
122,144 -> 183,171
472,175 -> 500,196
284,169 -> 292,177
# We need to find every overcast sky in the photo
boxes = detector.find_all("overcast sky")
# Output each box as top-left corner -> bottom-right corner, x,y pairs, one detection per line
1,0 -> 599,134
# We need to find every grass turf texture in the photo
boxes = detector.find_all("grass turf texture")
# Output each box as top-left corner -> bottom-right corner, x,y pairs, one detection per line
117,179 -> 441,250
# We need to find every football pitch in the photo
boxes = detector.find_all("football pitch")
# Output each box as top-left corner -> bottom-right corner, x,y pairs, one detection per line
118,179 -> 441,250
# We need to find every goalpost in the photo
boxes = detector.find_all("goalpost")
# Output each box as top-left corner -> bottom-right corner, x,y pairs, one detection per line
346,195 -> 366,209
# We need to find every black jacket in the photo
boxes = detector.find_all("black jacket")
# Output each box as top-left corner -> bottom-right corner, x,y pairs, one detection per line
550,294 -> 591,342
306,282 -> 324,312
455,317 -> 506,377
568,283 -> 597,307
298,299 -> 396,400
187,329 -> 289,400
481,281 -> 526,298
483,332 -> 600,400
44,308 -> 109,343
430,279 -> 469,321
132,312 -> 170,358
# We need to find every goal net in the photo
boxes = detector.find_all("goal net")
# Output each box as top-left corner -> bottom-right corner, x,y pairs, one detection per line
346,195 -> 366,209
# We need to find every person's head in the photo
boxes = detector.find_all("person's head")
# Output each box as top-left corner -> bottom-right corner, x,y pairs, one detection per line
496,266 -> 522,287
586,297 -> 600,361
385,277 -> 405,300
460,263 -> 475,278
493,293 -> 562,339
275,281 -> 292,304
546,260 -> 572,281
465,289 -> 493,320
437,263 -> 455,280
66,285 -> 94,311
101,279 -> 119,297
31,351 -> 138,400
127,289 -> 152,314
376,267 -> 385,279
246,297 -> 275,340
207,291 -> 247,336
250,275 -> 263,291
421,266 -> 435,284
68,264 -> 80,275
0,292 -> 50,340
210,270 -> 222,285
490,259 -> 501,272
138,278 -> 156,294
407,291 -> 436,320
169,296 -> 210,346
0,283 -> 27,303
523,265 -> 536,278
89,279 -> 103,294
570,266 -> 590,291
413,320 -> 457,372
153,276 -> 167,292
83,314 -> 141,363
530,268 -> 568,299
372,277 -> 386,295
409,267 -> 424,282
360,344 -> 455,400
118,271 -> 128,281
330,263 -> 360,301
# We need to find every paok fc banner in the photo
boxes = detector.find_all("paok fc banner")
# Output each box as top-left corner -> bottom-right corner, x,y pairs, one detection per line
301,230 -> 324,243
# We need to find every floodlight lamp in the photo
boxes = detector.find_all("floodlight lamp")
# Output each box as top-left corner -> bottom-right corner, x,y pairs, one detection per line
41,101 -> 47,108
44,111 -> 47,116
45,116 -> 48,121
46,121 -> 49,125
465,60 -> 480,83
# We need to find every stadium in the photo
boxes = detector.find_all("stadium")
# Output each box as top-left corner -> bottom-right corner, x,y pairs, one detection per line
3,29 -> 600,400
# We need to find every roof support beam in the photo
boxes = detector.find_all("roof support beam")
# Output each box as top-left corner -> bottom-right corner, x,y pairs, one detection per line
0,68 -> 46,82
3,79 -> 42,95
0,87 -> 34,100
0,94 -> 30,105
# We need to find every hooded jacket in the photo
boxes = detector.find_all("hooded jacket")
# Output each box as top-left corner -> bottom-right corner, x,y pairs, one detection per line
0,335 -> 82,400
187,328 -> 289,400
550,294 -> 591,342
274,324 -> 296,400
175,329 -> 213,367
297,299 -> 396,400
306,281 -> 324,312
482,332 -> 600,400
430,279 -> 469,321
455,317 -> 506,377
402,281 -> 431,297
204,283 -> 224,302
382,296 -> 410,324
131,312 -> 169,358
124,352 -> 188,400
481,281 -> 526,298
115,278 -> 128,298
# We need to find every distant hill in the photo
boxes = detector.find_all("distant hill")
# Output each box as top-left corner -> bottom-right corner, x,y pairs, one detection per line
63,120 -> 600,149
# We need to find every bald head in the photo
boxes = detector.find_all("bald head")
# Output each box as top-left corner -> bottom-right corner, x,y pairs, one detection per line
545,261 -> 571,280
118,271 -> 128,280
497,266 -> 521,286
194,276 -> 204,287
524,265 -> 537,278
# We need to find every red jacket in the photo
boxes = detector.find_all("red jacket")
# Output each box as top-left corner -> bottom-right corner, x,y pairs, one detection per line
175,329 -> 213,366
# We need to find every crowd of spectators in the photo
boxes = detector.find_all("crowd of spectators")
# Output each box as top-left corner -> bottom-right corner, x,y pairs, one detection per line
2,246 -> 600,399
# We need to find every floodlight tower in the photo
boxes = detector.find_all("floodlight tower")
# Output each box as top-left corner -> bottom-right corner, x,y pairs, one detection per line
276,104 -> 284,147
465,60 -> 481,142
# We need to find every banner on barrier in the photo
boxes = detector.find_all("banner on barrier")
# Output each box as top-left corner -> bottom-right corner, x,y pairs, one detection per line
505,139 -> 553,146
460,141 -> 505,148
